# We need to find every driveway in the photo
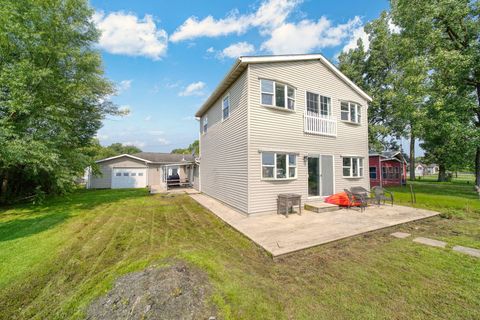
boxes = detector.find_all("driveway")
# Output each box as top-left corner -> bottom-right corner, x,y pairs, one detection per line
190,194 -> 439,257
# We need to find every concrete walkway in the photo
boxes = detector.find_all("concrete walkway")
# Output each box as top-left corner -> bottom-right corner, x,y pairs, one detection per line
190,194 -> 439,257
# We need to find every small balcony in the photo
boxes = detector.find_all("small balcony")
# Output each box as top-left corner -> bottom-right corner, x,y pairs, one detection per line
304,112 -> 337,137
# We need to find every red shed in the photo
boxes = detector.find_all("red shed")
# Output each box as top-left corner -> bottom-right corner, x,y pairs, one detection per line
369,151 -> 407,188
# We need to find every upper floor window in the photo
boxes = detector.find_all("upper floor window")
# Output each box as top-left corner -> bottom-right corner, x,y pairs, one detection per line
203,115 -> 208,133
261,79 -> 295,110
222,94 -> 230,120
341,101 -> 361,124
262,152 -> 297,179
343,157 -> 363,177
306,92 -> 331,117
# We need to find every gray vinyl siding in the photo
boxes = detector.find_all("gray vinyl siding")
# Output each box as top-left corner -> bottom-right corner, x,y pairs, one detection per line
247,61 -> 370,214
200,70 -> 249,212
89,157 -> 148,189
148,164 -> 162,186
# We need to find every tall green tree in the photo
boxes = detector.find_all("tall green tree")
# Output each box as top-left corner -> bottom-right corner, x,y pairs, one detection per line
391,0 -> 480,185
339,11 -> 429,180
0,0 -> 118,203
171,140 -> 199,155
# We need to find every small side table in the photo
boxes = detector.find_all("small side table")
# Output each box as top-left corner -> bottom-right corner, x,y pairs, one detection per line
277,193 -> 302,218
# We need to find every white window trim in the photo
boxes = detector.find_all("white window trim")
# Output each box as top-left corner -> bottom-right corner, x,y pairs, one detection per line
202,115 -> 208,134
342,156 -> 364,178
305,91 -> 332,118
260,79 -> 296,111
222,93 -> 230,121
340,101 -> 362,124
261,152 -> 297,180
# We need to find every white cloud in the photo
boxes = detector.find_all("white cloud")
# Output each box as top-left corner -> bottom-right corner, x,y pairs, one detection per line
157,138 -> 171,145
342,25 -> 369,53
206,47 -> 215,53
123,141 -> 146,148
93,11 -> 168,60
182,116 -> 195,121
117,79 -> 132,93
261,16 -> 363,54
170,0 -> 301,42
144,115 -> 152,121
179,81 -> 206,96
220,42 -> 255,58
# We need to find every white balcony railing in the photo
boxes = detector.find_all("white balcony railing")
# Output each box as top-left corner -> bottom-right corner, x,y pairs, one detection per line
304,111 -> 337,136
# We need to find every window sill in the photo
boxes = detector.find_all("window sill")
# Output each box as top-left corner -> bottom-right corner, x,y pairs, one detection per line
340,120 -> 361,125
222,116 -> 230,123
261,177 -> 297,181
261,104 -> 296,113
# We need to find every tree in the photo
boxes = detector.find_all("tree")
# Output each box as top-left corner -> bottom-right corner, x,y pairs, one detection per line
339,11 -> 429,181
391,0 -> 480,186
87,140 -> 142,160
0,0 -> 118,203
171,140 -> 199,155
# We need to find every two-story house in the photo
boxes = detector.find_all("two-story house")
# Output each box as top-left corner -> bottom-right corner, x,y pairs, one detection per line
195,54 -> 372,215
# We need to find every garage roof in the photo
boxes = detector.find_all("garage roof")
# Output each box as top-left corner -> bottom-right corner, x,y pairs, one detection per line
95,153 -> 195,164
132,152 -> 195,163
195,54 -> 373,118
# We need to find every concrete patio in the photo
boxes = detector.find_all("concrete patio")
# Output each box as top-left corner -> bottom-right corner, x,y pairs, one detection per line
190,194 -> 439,257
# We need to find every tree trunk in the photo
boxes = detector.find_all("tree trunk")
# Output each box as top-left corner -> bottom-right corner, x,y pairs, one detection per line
409,133 -> 416,181
0,173 -> 8,204
475,85 -> 480,187
476,147 -> 480,187
437,164 -> 447,182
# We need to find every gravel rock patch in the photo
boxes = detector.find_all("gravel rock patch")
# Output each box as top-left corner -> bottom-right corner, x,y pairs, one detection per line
86,262 -> 216,320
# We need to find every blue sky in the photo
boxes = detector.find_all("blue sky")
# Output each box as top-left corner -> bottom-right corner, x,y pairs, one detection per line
91,0 -> 392,152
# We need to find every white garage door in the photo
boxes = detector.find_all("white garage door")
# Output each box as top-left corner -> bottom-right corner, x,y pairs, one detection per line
112,168 -> 147,189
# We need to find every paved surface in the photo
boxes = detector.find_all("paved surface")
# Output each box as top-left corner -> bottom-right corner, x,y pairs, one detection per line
413,237 -> 447,248
190,194 -> 439,257
391,232 -> 411,239
453,245 -> 480,258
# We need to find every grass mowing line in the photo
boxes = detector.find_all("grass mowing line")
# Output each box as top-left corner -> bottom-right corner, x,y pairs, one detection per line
45,210 -> 133,319
31,211 -> 130,319
16,206 -> 117,319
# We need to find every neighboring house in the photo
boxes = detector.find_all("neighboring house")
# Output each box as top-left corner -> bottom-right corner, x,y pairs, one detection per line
425,164 -> 439,175
369,151 -> 407,188
195,54 -> 372,215
414,164 -> 425,176
86,152 -> 199,191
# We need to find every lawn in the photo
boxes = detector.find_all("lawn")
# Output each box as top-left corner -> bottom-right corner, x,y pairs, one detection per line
0,183 -> 479,319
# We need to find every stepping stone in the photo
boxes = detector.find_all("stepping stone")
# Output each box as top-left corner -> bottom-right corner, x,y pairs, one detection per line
391,232 -> 411,239
452,246 -> 480,258
413,237 -> 446,248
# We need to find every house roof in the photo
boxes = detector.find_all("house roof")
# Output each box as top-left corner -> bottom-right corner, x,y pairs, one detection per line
95,154 -> 152,164
132,152 -> 195,163
369,150 -> 407,163
195,54 -> 373,118
95,153 -> 194,164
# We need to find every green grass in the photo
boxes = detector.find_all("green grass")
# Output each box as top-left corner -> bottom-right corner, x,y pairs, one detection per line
0,184 -> 479,319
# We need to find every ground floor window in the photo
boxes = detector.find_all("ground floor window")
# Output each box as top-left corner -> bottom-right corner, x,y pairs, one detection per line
342,157 -> 363,177
262,152 -> 297,179
369,166 -> 377,179
382,166 -> 400,179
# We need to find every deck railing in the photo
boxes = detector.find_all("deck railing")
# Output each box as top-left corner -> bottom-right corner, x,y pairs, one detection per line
304,111 -> 337,136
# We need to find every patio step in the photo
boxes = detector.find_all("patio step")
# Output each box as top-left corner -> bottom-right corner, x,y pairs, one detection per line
304,201 -> 339,213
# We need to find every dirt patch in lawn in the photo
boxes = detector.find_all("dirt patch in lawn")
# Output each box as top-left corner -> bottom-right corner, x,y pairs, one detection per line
86,262 -> 216,320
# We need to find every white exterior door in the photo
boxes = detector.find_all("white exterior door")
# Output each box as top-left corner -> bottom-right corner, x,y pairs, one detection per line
112,168 -> 147,189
